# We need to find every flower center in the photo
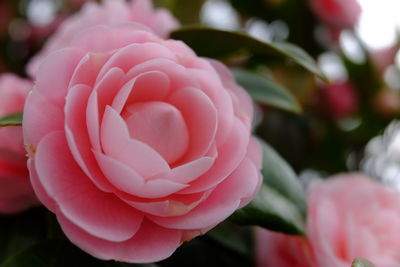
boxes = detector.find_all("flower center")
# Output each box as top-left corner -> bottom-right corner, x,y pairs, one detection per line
123,101 -> 189,164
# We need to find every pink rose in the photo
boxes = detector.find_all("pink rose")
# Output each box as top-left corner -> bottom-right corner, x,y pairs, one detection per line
309,0 -> 362,29
257,174 -> 400,267
27,0 -> 180,77
0,73 -> 38,214
23,23 -> 262,263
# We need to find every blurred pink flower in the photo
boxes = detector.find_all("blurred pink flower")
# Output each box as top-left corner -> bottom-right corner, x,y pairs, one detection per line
0,73 -> 37,214
27,0 -> 180,77
0,2 -> 12,36
23,23 -> 262,263
256,230 -> 314,267
257,173 -> 400,266
319,82 -> 358,119
68,0 -> 95,9
309,0 -> 362,29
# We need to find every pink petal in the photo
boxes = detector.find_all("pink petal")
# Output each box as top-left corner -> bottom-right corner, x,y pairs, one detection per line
35,48 -> 85,106
179,118 -> 249,194
97,42 -> 177,81
35,131 -> 143,242
169,157 -> 215,184
125,58 -> 198,92
207,58 -> 234,84
149,158 -> 260,229
111,71 -> 170,114
65,84 -> 114,192
28,159 -> 57,212
122,71 -> 170,106
246,137 -> 263,170
70,24 -> 152,56
163,40 -> 196,57
168,87 -> 218,163
124,101 -> 189,164
207,59 -> 254,125
87,67 -> 125,151
69,52 -> 112,88
58,215 -> 181,263
94,151 -> 188,198
188,68 -> 235,144
123,190 -> 212,217
100,106 -> 170,177
23,91 -> 64,148
129,0 -> 179,38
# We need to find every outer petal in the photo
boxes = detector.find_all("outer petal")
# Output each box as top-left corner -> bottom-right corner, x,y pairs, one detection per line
23,90 -> 64,149
28,159 -> 57,212
70,24 -> 153,56
58,215 -> 182,263
35,48 -> 85,106
149,158 -> 260,229
35,131 -> 143,242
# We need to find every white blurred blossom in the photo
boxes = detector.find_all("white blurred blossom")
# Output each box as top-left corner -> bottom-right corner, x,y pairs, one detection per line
361,120 -> 400,191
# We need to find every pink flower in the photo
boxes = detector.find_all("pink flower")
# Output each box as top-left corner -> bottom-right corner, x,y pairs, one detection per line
23,23 -> 262,263
319,82 -> 358,119
68,0 -> 95,9
27,0 -> 180,77
256,230 -> 314,267
309,0 -> 362,29
0,73 -> 38,214
257,174 -> 400,267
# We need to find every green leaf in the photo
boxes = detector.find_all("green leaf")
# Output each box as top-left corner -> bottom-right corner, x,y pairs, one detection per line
232,68 -> 302,114
206,222 -> 251,256
260,139 -> 306,215
230,140 -> 307,235
0,112 -> 23,127
170,26 -> 328,81
351,258 -> 376,267
230,184 -> 305,235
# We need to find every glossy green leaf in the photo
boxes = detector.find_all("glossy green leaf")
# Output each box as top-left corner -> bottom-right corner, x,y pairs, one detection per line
170,26 -> 328,81
351,258 -> 376,267
206,222 -> 251,256
233,68 -> 302,114
230,184 -> 305,235
230,140 -> 307,235
0,112 -> 23,127
260,139 -> 306,215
